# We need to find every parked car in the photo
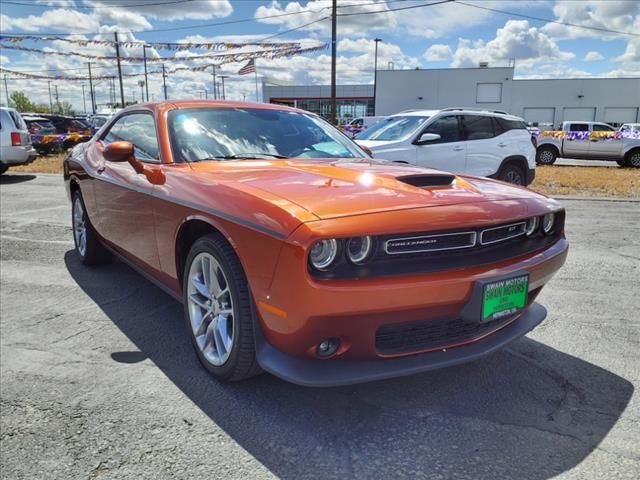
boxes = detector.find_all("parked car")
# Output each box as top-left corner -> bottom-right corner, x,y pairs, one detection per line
64,101 -> 568,386
356,108 -> 537,186
341,116 -> 385,137
619,123 -> 640,133
87,114 -> 112,133
36,114 -> 93,149
0,107 -> 37,174
23,115 -> 62,155
536,121 -> 640,167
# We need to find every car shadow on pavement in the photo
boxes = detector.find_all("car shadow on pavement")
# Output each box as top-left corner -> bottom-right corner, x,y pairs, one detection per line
65,251 -> 633,480
0,173 -> 37,184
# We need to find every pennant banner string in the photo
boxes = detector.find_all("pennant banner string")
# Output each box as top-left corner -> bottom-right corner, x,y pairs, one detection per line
0,35 -> 304,51
0,42 -> 328,63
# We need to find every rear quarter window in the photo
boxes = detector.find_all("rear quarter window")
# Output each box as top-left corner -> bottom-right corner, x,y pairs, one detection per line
8,110 -> 27,130
495,117 -> 527,132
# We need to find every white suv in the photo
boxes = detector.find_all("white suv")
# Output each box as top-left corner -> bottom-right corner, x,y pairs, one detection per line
356,108 -> 537,186
0,107 -> 37,174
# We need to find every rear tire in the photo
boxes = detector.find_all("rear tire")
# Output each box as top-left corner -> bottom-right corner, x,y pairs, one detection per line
71,190 -> 110,265
0,164 -> 8,175
499,163 -> 526,186
626,149 -> 640,168
182,234 -> 261,382
536,146 -> 557,165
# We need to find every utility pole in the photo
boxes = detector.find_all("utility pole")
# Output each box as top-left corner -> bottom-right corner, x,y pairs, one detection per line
47,81 -> 53,113
87,63 -> 95,114
3,76 -> 9,108
54,85 -> 60,114
143,45 -> 150,102
219,75 -> 228,100
114,32 -> 125,108
373,38 -> 382,115
138,81 -> 145,103
82,84 -> 87,114
330,0 -> 337,124
162,64 -> 168,100
211,64 -> 217,100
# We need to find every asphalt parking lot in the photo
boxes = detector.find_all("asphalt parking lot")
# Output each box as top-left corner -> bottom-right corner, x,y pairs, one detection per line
1,173 -> 639,480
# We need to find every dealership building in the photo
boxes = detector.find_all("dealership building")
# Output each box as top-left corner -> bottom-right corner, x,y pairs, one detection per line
263,66 -> 640,128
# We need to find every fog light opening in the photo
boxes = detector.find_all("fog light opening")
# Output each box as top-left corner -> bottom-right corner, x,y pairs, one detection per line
316,337 -> 341,358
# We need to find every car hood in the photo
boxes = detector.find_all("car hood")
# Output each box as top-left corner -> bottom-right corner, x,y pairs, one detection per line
189,158 -> 544,220
356,139 -> 402,149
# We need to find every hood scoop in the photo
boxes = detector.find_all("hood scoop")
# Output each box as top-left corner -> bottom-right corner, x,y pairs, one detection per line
396,173 -> 455,188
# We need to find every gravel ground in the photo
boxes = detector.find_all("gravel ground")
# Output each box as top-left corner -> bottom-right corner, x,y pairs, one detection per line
1,173 -> 639,480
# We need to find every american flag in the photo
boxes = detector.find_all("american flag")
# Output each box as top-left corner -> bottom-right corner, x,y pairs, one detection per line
238,59 -> 256,75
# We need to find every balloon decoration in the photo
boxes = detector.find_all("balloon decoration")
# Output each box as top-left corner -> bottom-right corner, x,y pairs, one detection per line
537,130 -> 640,140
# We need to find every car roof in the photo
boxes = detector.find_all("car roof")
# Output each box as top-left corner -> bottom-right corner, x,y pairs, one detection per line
117,99 -> 304,117
22,116 -> 50,122
387,108 -> 523,121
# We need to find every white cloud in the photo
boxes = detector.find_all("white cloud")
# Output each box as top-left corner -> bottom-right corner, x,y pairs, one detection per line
0,9 -> 101,33
0,55 -> 9,65
87,0 -> 233,22
542,0 -> 639,40
451,20 -> 574,68
584,50 -> 604,62
253,0 -> 493,39
424,44 -> 452,61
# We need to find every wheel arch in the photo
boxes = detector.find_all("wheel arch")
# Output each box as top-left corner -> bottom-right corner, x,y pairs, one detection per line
497,155 -> 528,175
624,147 -> 640,167
174,216 -> 243,292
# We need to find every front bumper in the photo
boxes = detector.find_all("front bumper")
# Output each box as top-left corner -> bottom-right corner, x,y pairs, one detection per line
256,302 -> 547,387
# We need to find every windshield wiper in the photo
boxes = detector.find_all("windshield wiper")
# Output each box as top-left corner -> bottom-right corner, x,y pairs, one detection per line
196,153 -> 289,161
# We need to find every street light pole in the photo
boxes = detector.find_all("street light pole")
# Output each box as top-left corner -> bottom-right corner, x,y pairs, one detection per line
87,63 -> 95,114
82,84 -> 87,114
330,0 -> 337,124
219,75 -> 228,100
114,32 -> 125,108
162,64 -> 168,100
138,81 -> 145,104
373,38 -> 382,116
211,64 -> 217,100
47,80 -> 53,113
143,45 -> 150,102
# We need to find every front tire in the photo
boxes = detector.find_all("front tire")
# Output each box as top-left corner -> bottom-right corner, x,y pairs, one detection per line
71,190 -> 110,265
626,149 -> 640,168
536,146 -> 557,165
499,163 -> 526,186
182,234 -> 260,382
616,158 -> 628,167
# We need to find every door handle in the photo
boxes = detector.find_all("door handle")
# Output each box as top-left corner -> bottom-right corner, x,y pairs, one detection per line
497,142 -> 507,147
452,146 -> 464,151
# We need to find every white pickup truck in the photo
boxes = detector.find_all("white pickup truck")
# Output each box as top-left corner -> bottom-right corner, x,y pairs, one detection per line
536,121 -> 640,167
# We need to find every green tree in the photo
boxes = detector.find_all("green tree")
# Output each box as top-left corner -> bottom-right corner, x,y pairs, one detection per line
59,101 -> 75,115
9,91 -> 36,112
33,104 -> 51,114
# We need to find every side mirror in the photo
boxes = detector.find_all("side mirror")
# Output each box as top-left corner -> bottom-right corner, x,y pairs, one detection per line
414,133 -> 441,145
103,141 -> 134,162
102,141 -> 145,175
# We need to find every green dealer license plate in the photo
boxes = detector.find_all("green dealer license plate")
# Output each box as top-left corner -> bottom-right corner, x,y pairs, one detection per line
482,274 -> 529,322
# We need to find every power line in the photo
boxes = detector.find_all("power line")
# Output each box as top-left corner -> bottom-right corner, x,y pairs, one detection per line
2,0 -> 199,8
455,1 -> 640,37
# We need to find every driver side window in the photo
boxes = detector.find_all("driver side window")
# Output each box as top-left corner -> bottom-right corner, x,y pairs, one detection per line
422,116 -> 462,143
102,113 -> 160,162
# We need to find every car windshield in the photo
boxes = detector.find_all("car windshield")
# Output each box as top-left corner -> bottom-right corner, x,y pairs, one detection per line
355,115 -> 430,141
168,107 -> 365,162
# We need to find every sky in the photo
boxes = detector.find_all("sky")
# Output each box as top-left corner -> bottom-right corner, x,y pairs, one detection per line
0,0 -> 639,113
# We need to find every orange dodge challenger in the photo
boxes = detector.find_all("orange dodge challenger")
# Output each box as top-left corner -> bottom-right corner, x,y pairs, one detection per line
64,101 -> 568,387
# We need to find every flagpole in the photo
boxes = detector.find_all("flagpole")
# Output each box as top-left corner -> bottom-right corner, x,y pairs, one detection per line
254,60 -> 259,102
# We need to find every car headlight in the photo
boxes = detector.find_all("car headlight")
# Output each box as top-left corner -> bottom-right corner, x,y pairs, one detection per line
309,239 -> 339,270
346,236 -> 374,264
542,213 -> 555,235
525,217 -> 539,237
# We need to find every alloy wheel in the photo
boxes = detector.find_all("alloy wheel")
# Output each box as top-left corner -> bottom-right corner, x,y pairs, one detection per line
629,152 -> 640,167
72,196 -> 87,256
187,252 -> 235,366
504,170 -> 524,185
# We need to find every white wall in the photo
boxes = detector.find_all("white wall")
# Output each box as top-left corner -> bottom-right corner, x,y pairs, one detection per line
376,68 -> 640,126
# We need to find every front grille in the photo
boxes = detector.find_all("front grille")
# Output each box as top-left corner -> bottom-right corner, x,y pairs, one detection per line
385,232 -> 476,254
480,222 -> 526,245
375,315 -> 515,355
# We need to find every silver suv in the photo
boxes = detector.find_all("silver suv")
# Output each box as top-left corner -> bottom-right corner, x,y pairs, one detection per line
0,107 -> 37,174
